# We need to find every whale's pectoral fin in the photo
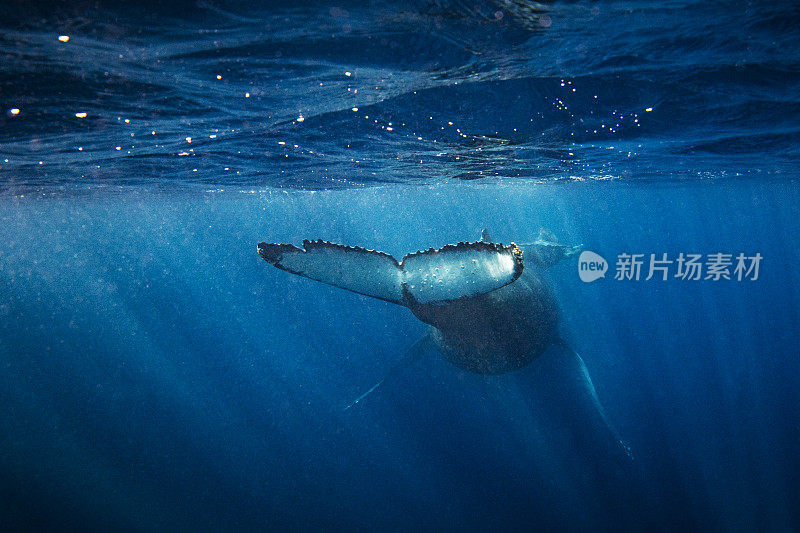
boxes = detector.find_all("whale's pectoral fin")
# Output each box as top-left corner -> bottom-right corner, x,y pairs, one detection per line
344,333 -> 437,410
258,240 -> 524,306
538,340 -> 633,459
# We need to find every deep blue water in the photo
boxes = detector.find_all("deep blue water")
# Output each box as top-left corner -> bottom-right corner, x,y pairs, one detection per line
1,1 -> 799,531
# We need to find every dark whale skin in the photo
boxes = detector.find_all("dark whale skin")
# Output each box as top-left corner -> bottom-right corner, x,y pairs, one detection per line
406,268 -> 559,374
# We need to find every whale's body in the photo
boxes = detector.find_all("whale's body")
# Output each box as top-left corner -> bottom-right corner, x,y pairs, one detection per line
408,267 -> 559,374
257,231 -> 576,376
257,231 -> 630,456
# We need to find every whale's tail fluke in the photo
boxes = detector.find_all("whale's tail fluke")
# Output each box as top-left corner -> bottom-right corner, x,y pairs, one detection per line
257,240 -> 523,306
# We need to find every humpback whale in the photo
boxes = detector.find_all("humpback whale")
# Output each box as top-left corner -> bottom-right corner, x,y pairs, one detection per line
257,230 -> 630,455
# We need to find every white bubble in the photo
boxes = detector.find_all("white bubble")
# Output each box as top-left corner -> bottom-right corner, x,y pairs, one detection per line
578,251 -> 608,283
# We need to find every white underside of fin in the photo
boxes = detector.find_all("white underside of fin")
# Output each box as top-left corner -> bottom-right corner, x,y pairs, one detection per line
258,240 -> 524,305
401,243 -> 521,304
258,241 -> 403,303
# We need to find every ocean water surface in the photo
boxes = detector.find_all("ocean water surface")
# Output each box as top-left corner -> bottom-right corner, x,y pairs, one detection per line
1,1 -> 799,530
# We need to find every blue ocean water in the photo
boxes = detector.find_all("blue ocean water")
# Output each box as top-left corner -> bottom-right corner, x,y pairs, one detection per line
1,1 -> 799,530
